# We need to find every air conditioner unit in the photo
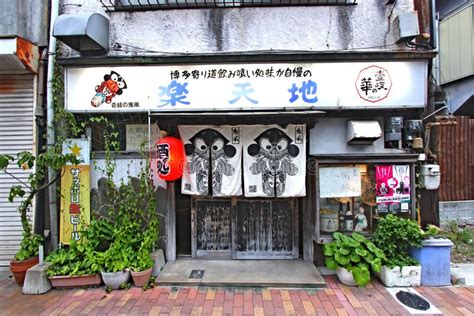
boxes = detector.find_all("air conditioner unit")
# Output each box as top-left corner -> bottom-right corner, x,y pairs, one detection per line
346,120 -> 382,145
394,11 -> 420,43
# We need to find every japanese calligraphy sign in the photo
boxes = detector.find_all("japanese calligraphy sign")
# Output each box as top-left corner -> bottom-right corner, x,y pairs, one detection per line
60,139 -> 91,244
375,165 -> 410,214
65,61 -> 427,112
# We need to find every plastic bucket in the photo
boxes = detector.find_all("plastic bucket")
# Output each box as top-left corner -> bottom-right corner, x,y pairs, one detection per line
411,238 -> 453,286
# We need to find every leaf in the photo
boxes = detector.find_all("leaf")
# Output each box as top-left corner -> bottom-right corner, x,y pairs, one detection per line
352,266 -> 370,287
339,247 -> 350,255
352,232 -> 366,243
371,258 -> 382,273
365,242 -> 378,252
355,248 -> 367,257
350,253 -> 361,263
335,252 -> 350,266
323,244 -> 334,256
332,232 -> 344,241
325,257 -> 338,271
342,236 -> 360,248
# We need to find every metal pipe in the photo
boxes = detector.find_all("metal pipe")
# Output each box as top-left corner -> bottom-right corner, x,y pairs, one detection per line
47,0 -> 60,250
431,0 -> 440,84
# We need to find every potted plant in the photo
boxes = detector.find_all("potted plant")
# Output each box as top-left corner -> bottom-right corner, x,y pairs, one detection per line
323,232 -> 385,286
46,219 -> 113,288
130,246 -> 154,287
372,214 -> 424,287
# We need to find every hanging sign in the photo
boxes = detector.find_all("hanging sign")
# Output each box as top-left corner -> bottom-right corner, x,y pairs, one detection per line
155,136 -> 186,181
179,125 -> 242,196
243,124 -> 306,197
375,165 -> 410,213
60,139 -> 90,244
65,61 -> 427,112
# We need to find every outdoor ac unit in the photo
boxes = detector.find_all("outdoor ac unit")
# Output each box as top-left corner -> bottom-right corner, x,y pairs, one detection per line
346,120 -> 382,145
394,11 -> 420,43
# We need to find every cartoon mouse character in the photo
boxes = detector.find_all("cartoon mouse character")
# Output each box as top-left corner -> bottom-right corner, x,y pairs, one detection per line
247,128 -> 299,196
184,129 -> 236,195
91,71 -> 127,107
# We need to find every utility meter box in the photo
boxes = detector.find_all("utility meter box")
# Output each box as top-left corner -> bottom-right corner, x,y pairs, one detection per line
394,11 -> 420,43
420,164 -> 441,190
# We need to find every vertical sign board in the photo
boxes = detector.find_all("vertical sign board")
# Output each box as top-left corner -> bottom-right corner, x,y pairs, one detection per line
60,139 -> 91,244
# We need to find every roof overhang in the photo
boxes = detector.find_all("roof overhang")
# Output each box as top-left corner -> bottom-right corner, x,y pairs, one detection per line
452,94 -> 474,117
56,50 -> 436,66
0,37 -> 40,74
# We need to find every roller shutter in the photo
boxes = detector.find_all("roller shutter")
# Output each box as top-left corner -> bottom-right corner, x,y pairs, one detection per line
0,75 -> 35,267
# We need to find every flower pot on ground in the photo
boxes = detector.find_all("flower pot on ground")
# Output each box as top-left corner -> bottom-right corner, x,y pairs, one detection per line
324,232 -> 385,287
49,274 -> 102,288
335,267 -> 357,286
131,267 -> 153,287
372,214 -> 423,287
9,256 -> 39,286
101,270 -> 131,290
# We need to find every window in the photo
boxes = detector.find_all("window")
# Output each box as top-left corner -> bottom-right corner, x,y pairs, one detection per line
318,163 -> 414,237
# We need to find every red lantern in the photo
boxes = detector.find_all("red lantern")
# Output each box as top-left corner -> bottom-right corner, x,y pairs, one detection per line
155,136 -> 186,181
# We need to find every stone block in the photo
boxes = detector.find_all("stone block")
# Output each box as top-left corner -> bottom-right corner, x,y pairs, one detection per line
151,249 -> 166,277
22,263 -> 51,295
378,265 -> 421,287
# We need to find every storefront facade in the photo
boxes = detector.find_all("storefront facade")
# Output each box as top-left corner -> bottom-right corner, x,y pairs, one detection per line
62,56 -> 431,262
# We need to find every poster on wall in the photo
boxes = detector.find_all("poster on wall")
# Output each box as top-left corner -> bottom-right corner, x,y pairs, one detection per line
243,124 -> 306,197
375,165 -> 410,213
179,126 -> 242,196
60,139 -> 91,244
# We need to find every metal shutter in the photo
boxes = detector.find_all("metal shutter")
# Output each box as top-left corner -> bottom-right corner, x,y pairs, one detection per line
0,75 -> 35,267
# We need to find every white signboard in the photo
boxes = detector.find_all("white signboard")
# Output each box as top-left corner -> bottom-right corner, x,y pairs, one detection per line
65,61 -> 427,113
319,167 -> 361,198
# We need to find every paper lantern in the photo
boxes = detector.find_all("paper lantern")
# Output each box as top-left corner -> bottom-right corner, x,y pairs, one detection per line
155,136 -> 186,181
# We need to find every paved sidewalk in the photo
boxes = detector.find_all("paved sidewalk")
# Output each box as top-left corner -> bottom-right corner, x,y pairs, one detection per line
0,276 -> 473,315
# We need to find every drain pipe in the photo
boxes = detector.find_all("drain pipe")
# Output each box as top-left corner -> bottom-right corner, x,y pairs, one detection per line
47,0 -> 60,250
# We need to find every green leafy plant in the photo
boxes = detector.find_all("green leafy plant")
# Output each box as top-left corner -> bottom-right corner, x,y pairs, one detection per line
324,232 -> 385,286
0,151 -> 80,261
46,219 -> 114,277
372,214 -> 423,268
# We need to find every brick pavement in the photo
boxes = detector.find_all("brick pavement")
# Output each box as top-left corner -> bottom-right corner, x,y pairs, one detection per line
0,276 -> 473,315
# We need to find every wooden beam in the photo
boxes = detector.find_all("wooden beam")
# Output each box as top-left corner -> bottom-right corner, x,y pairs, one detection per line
166,181 -> 176,261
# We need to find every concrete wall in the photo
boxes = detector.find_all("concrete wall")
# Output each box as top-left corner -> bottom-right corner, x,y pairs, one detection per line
60,0 -> 415,57
439,200 -> 474,227
0,0 -> 49,46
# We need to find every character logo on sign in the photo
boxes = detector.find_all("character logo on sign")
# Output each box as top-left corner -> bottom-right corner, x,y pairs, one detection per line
185,129 -> 236,195
91,71 -> 127,107
356,65 -> 392,103
247,128 -> 299,196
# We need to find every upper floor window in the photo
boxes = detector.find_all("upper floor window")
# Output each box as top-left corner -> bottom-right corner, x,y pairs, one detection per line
100,0 -> 357,11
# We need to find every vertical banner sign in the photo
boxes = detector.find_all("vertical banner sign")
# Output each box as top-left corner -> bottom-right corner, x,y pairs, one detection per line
243,124 -> 306,197
179,125 -> 242,197
60,139 -> 91,244
375,165 -> 410,213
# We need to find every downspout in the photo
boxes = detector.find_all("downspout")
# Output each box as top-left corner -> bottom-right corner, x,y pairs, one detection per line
47,0 -> 60,250
430,0 -> 440,84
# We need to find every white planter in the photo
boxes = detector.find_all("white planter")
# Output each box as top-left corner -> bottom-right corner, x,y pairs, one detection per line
336,267 -> 357,286
101,270 -> 130,290
378,265 -> 421,287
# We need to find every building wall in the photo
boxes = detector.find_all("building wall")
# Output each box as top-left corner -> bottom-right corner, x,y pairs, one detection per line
60,0 -> 415,56
0,0 -> 49,46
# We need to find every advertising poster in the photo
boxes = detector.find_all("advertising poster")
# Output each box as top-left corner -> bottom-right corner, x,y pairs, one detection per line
59,139 -> 90,244
375,165 -> 410,213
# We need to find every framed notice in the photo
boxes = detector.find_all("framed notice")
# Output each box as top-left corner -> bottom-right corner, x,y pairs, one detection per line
126,124 -> 160,151
319,167 -> 361,198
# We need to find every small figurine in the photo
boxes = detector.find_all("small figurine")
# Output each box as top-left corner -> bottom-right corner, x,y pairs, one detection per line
354,206 -> 368,232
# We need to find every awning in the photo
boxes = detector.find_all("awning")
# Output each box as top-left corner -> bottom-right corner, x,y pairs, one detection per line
0,37 -> 39,74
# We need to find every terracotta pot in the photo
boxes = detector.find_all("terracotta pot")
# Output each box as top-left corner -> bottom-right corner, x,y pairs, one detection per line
49,274 -> 102,288
9,256 -> 39,286
336,267 -> 357,286
131,267 -> 152,287
101,270 -> 130,290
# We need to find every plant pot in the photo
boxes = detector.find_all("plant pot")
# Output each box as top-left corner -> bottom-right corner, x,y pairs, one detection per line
49,274 -> 102,288
336,267 -> 357,286
411,238 -> 453,286
101,270 -> 130,290
9,256 -> 39,286
131,267 -> 152,287
377,265 -> 421,287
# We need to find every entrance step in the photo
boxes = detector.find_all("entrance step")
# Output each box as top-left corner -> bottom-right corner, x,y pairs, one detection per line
156,259 -> 325,288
